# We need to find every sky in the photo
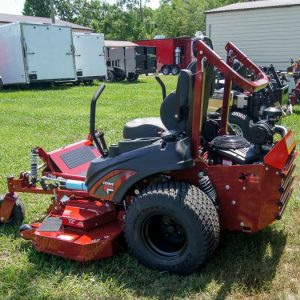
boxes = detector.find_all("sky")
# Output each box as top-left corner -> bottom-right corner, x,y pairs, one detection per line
0,0 -> 160,15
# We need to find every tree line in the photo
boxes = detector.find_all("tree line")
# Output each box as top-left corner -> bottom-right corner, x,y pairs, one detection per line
23,0 -> 242,40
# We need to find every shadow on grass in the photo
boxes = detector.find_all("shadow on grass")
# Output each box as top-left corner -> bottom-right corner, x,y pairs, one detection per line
0,79 -> 149,93
6,227 -> 287,299
107,79 -> 148,85
0,224 -> 21,237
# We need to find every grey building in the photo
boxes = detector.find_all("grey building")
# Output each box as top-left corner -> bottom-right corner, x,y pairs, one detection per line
205,0 -> 300,70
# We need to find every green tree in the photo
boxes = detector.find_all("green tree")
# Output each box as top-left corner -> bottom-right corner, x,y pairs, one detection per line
152,0 -> 242,38
52,0 -> 74,21
152,0 -> 205,38
22,0 -> 243,40
118,0 -> 150,23
23,0 -> 51,17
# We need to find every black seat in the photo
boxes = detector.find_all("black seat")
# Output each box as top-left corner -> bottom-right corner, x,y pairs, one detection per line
123,117 -> 166,139
122,35 -> 217,141
123,69 -> 194,139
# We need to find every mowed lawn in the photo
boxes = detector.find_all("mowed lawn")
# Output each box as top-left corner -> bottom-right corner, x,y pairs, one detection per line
0,76 -> 299,300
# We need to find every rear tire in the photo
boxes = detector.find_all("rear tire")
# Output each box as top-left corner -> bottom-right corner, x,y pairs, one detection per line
124,181 -> 219,275
127,74 -> 139,82
161,66 -> 170,75
83,80 -> 93,86
229,111 -> 253,139
0,195 -> 25,226
107,70 -> 116,82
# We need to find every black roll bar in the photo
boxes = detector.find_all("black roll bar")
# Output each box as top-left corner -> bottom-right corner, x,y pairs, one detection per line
90,84 -> 108,157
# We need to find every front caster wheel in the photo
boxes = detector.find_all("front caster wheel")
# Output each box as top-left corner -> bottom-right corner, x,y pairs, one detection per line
0,195 -> 25,226
124,181 -> 220,275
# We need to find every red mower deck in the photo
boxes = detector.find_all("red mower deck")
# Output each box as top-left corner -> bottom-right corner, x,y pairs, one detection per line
21,199 -> 123,261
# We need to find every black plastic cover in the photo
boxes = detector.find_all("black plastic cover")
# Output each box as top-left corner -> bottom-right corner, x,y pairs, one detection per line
86,137 -> 193,203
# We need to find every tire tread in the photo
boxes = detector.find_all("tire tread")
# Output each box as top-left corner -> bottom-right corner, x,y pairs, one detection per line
124,181 -> 219,274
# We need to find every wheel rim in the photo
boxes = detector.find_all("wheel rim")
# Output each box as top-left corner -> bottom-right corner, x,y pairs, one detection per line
142,213 -> 187,257
171,67 -> 178,75
230,123 -> 244,137
162,67 -> 169,75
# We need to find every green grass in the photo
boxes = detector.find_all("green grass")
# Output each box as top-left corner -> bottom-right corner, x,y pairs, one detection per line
0,76 -> 299,300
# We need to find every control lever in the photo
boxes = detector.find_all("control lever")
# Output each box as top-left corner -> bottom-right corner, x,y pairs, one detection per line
90,85 -> 108,157
155,76 -> 166,101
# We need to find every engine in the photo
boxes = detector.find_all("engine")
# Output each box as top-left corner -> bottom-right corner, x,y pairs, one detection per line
208,112 -> 286,166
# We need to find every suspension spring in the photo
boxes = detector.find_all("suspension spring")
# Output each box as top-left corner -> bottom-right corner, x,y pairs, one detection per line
198,172 -> 217,204
30,149 -> 39,183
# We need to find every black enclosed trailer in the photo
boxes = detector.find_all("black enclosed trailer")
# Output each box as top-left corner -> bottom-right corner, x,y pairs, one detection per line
104,40 -> 157,82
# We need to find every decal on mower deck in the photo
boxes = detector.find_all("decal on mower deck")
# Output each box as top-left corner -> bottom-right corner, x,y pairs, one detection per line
91,170 -> 136,200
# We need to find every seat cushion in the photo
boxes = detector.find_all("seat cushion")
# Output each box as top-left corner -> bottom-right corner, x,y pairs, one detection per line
123,117 -> 166,139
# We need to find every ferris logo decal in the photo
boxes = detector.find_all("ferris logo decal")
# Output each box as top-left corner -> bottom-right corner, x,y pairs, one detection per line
103,181 -> 114,194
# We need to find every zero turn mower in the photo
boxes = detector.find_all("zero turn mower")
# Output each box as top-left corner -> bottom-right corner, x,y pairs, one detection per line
0,37 -> 296,275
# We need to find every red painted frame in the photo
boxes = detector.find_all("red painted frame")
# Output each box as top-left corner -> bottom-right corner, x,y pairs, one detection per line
179,40 -> 295,232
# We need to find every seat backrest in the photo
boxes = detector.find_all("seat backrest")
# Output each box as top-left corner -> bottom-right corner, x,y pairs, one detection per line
160,36 -> 216,135
160,69 -> 194,133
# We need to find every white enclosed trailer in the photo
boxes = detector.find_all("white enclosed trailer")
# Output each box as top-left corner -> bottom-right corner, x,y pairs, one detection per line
0,22 -> 76,86
73,33 -> 107,84
104,40 -> 157,82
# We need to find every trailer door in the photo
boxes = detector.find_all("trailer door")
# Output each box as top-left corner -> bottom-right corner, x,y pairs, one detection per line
124,47 -> 136,75
135,46 -> 146,72
73,33 -> 106,78
0,23 -> 27,85
21,24 -> 76,81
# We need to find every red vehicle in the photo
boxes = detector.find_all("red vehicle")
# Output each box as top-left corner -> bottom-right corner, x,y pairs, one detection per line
0,38 -> 296,275
287,59 -> 300,105
135,36 -> 193,75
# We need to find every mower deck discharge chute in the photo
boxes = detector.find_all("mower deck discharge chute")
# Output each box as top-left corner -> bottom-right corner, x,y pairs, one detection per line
0,37 -> 296,275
